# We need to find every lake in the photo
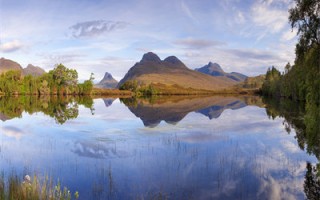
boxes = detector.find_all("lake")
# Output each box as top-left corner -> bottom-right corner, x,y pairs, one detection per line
0,95 -> 319,200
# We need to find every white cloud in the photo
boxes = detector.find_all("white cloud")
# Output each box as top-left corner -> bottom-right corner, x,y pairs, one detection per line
69,20 -> 129,38
0,40 -> 23,52
251,1 -> 288,33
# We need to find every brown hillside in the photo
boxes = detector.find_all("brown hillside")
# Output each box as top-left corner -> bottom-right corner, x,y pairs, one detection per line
0,57 -> 23,73
118,52 -> 237,91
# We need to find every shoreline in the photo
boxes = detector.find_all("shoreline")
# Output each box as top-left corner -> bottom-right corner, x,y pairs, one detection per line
0,87 -> 261,98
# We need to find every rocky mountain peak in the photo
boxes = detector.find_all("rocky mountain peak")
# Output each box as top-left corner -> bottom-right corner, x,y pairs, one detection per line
95,71 -> 118,89
141,52 -> 161,63
207,62 -> 223,72
164,56 -> 183,65
102,72 -> 113,79
195,61 -> 247,82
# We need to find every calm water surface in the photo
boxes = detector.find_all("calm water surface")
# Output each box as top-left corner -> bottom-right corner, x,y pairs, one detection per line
0,96 -> 318,199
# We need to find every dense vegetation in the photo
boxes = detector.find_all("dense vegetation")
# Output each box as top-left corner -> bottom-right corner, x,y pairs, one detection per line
262,0 -> 319,104
119,80 -> 160,96
0,64 -> 94,96
261,0 -> 319,144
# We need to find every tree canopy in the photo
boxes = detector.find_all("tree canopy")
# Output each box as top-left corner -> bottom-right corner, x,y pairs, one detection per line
0,64 -> 94,96
289,0 -> 320,47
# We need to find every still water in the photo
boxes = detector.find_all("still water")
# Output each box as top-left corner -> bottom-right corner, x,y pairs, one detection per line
0,96 -> 318,199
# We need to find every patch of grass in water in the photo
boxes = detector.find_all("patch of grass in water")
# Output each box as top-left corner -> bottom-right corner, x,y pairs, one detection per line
0,173 -> 79,200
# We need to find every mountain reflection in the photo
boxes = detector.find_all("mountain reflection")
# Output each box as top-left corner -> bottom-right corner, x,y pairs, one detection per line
103,98 -> 115,107
0,95 -> 94,124
121,96 -> 264,127
197,100 -> 247,119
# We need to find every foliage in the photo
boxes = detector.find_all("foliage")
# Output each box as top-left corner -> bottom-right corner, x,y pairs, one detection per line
0,64 -> 93,96
261,66 -> 281,97
304,162 -> 320,200
119,80 -> 139,92
78,73 -> 94,95
242,75 -> 265,89
289,0 -> 320,52
262,0 -> 319,103
119,81 -> 160,96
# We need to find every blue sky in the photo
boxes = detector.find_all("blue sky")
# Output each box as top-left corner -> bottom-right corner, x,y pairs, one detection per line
0,0 -> 297,81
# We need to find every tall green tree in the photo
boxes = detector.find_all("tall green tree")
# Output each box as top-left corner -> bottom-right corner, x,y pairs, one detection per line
289,0 -> 320,54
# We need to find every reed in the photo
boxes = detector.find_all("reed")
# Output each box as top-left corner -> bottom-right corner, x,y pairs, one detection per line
0,173 -> 79,200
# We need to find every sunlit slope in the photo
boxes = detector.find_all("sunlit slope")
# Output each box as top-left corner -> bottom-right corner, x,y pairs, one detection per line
118,52 -> 237,91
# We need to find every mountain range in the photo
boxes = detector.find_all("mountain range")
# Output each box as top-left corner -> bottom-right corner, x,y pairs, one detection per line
2,53 -> 249,92
195,62 -> 247,82
117,52 -> 237,91
0,57 -> 45,77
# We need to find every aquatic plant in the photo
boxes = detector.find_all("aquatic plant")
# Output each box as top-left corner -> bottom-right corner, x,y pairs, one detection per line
0,173 -> 79,200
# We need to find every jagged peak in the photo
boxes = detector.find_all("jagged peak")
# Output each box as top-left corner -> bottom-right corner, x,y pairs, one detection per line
103,72 -> 113,79
206,62 -> 223,72
208,62 -> 221,68
141,52 -> 161,62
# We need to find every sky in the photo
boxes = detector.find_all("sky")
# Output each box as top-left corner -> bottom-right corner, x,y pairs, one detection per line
0,0 -> 298,82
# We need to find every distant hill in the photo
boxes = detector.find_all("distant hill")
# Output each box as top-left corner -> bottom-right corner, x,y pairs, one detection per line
195,62 -> 247,82
0,58 -> 46,77
0,57 -> 23,74
118,52 -> 237,91
95,72 -> 118,89
23,64 -> 45,77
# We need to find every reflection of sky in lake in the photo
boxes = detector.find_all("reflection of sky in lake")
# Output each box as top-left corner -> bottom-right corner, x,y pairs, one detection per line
0,98 -> 317,199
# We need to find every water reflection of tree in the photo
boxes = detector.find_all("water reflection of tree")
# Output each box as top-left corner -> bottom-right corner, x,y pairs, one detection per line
263,97 -> 320,200
263,97 -> 319,157
304,162 -> 320,200
0,95 -> 94,124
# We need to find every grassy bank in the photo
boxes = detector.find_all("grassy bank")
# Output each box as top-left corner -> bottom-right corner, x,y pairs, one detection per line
119,81 -> 261,96
0,83 -> 259,99
91,87 -> 133,97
